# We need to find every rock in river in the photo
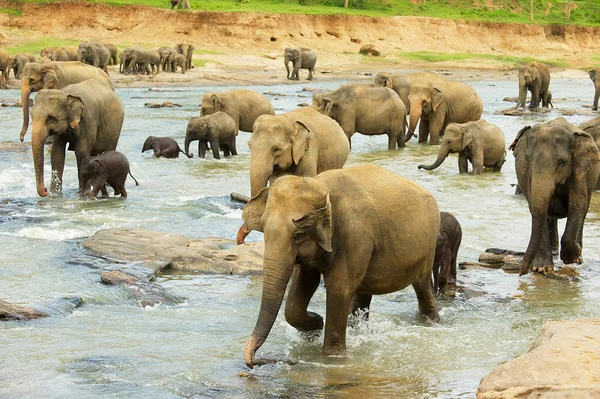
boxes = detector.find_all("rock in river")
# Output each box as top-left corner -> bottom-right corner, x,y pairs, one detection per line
0,300 -> 49,321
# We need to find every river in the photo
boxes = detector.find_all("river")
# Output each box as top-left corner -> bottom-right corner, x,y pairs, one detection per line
1,76 -> 600,398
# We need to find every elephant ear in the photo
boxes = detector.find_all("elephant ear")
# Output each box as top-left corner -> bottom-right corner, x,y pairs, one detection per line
461,127 -> 473,149
530,64 -> 539,81
42,66 -> 58,89
242,187 -> 269,233
293,49 -> 300,59
211,94 -> 222,112
383,76 -> 393,89
92,159 -> 105,174
323,97 -> 334,115
589,70 -> 597,81
572,130 -> 600,181
293,194 -> 333,252
432,88 -> 444,112
509,125 -> 531,152
67,95 -> 84,129
291,120 -> 310,165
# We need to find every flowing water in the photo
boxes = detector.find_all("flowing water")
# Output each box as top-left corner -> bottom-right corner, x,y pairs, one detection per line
1,76 -> 600,398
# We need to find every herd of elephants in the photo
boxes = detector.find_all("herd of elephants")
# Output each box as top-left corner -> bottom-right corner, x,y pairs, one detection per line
2,42 -> 600,368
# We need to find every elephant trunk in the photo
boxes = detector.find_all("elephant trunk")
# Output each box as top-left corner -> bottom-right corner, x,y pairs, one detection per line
20,81 -> 32,142
408,100 -> 422,136
184,134 -> 194,158
284,58 -> 290,79
32,120 -> 49,197
249,154 -> 273,197
520,177 -> 553,275
518,80 -> 527,108
418,145 -> 449,170
244,253 -> 294,368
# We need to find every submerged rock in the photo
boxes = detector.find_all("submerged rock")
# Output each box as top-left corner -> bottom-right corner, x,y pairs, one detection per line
477,318 -> 600,398
101,270 -> 184,307
144,102 -> 182,108
0,300 -> 49,321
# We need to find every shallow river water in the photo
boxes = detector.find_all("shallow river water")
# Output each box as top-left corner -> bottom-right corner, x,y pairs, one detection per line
1,76 -> 600,398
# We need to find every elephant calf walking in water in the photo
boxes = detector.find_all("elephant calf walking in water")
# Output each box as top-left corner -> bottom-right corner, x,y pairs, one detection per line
433,212 -> 462,295
142,136 -> 191,158
184,112 -> 237,159
418,119 -> 506,174
80,151 -> 139,199
242,164 -> 440,368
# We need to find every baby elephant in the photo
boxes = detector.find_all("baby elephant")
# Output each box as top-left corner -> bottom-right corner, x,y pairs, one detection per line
184,111 -> 237,159
433,212 -> 462,295
80,151 -> 139,199
142,136 -> 191,158
419,119 -> 506,174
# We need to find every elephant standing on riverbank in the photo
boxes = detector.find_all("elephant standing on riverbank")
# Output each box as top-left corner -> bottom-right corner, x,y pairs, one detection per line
284,47 -> 317,81
589,69 -> 600,111
158,46 -> 177,72
175,43 -> 195,70
103,43 -> 118,66
510,117 -> 600,275
30,79 -> 124,197
242,164 -> 440,368
19,61 -> 114,142
184,112 -> 237,159
168,53 -> 186,74
312,84 -> 406,149
516,62 -> 551,110
200,89 -> 274,133
374,71 -> 446,114
418,119 -> 506,174
77,43 -> 111,73
406,80 -> 483,145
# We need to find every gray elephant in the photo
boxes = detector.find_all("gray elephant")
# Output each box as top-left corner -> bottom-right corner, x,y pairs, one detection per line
30,79 -> 124,197
41,47 -> 78,62
579,116 -> 600,190
158,46 -> 177,72
11,53 -> 34,80
142,136 -> 190,158
374,71 -> 446,114
80,151 -> 138,199
184,112 -> 237,159
19,61 -> 114,142
168,53 -> 186,74
175,43 -> 195,70
516,62 -> 551,109
433,212 -> 462,295
418,119 -> 506,174
312,84 -> 407,149
0,48 -> 10,88
510,117 -> 600,275
120,48 -> 151,75
589,69 -> 600,111
406,80 -> 483,145
200,89 -> 275,133
103,43 -> 118,66
149,50 -> 161,74
242,164 -> 440,368
284,47 -> 317,80
77,43 -> 111,73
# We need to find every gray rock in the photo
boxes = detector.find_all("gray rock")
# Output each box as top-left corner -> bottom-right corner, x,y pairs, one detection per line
144,102 -> 182,108
0,300 -> 49,321
101,270 -> 184,307
359,44 -> 381,56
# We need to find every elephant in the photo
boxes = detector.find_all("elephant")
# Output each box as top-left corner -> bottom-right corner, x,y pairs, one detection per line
200,89 -> 275,134
0,48 -> 11,88
374,71 -> 446,114
19,61 -> 114,142
149,50 -> 161,74
509,117 -> 600,275
171,0 -> 182,9
184,112 -> 237,159
42,46 -> 78,61
406,80 -> 483,145
241,163 -> 440,368
175,43 -> 195,70
11,53 -> 34,80
121,47 -> 151,75
80,151 -> 138,199
418,119 -> 506,174
516,62 -> 551,110
158,46 -> 177,72
579,116 -> 600,190
284,47 -> 317,81
142,136 -> 191,158
589,69 -> 600,111
102,43 -> 118,66
119,49 -> 133,74
168,53 -> 186,74
30,79 -> 124,197
433,212 -> 462,295
77,43 -> 111,73
312,84 -> 407,149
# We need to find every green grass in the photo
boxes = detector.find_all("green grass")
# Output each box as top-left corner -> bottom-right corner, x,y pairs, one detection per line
5,38 -> 80,55
4,0 -> 600,26
393,51 -> 570,68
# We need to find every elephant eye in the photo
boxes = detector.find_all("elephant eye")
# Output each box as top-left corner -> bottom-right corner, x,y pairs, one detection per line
46,115 -> 57,123
272,146 -> 282,155
294,232 -> 306,241
558,159 -> 567,167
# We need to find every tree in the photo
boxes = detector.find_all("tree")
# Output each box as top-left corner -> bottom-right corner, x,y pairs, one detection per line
344,0 -> 348,7
530,0 -> 534,21
184,0 -> 191,9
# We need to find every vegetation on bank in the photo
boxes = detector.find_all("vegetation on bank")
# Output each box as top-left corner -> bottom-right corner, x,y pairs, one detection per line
3,0 -> 600,26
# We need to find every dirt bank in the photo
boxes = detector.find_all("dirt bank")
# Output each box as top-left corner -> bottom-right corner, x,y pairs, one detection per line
1,3 -> 599,87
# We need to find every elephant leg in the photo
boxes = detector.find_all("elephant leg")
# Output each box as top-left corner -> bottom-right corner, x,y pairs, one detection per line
210,138 -> 221,159
593,87 -> 599,111
531,218 -> 555,273
100,183 -> 110,198
199,141 -> 208,158
387,133 -> 397,150
322,284 -> 352,356
222,145 -> 231,157
418,120 -> 429,144
548,218 -> 559,255
458,154 -> 469,173
493,158 -> 505,172
428,116 -> 444,145
50,139 -> 67,195
412,273 -> 439,322
349,293 -> 372,326
284,266 -> 324,331
307,67 -> 314,80
230,139 -> 238,156
472,152 -> 484,175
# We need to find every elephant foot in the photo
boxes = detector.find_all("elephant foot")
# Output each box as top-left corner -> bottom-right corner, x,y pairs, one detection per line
531,264 -> 554,274
322,342 -> 346,357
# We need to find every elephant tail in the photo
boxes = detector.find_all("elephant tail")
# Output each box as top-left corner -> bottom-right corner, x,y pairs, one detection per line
129,171 -> 139,186
180,148 -> 192,158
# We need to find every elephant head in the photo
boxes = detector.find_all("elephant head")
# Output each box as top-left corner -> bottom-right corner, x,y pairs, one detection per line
284,48 -> 300,78
407,82 -> 443,137
374,72 -> 394,89
510,118 -> 600,275
518,63 -> 539,107
311,92 -> 334,118
242,177 -> 332,368
77,44 -> 92,64
142,136 -> 156,153
19,62 -> 60,142
184,119 -> 211,158
589,69 -> 597,82
248,114 -> 311,197
418,123 -> 471,171
80,156 -> 103,188
30,89 -> 84,197
200,93 -> 222,116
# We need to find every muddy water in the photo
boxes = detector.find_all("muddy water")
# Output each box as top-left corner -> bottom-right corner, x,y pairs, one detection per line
1,77 -> 600,398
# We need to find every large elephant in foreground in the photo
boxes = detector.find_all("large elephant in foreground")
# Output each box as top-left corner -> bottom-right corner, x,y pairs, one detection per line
374,71 -> 446,114
200,89 -> 274,133
242,164 -> 440,368
236,106 -> 350,244
284,47 -> 317,81
510,117 -> 600,275
418,119 -> 506,174
407,80 -> 482,145
589,69 -> 600,111
579,116 -> 600,190
516,62 -> 551,109
19,61 -> 114,142
31,79 -> 124,197
312,84 -> 407,149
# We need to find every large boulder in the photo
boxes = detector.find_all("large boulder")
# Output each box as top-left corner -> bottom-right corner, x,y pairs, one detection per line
477,318 -> 600,398
0,300 -> 48,321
